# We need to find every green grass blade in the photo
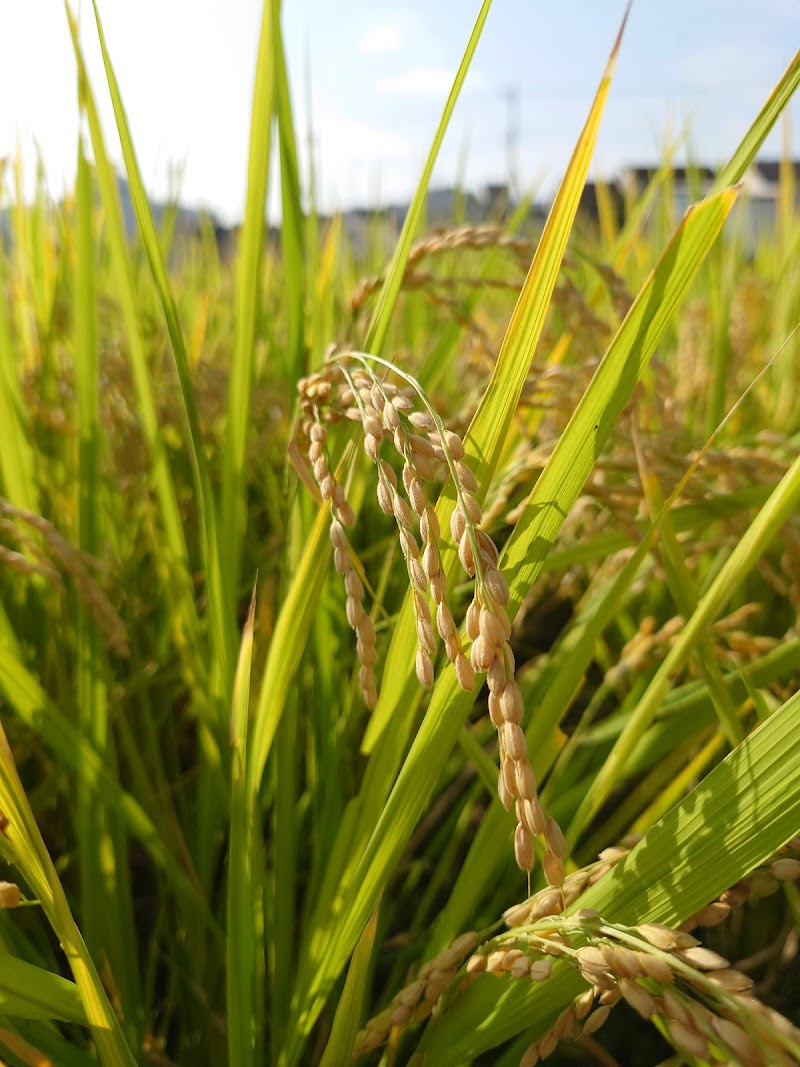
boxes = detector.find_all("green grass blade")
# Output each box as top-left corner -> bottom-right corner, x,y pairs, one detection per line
227,589 -> 264,1067
74,135 -> 144,1046
569,445 -> 800,843
465,9 -> 629,494
221,0 -> 275,604
364,0 -> 493,355
0,292 -> 37,513
500,188 -> 739,615
0,957 -> 86,1024
86,0 -> 235,696
318,909 -> 379,1067
270,707 -> 300,1061
635,451 -> 743,746
273,0 -> 307,381
63,5 -> 209,716
710,48 -> 800,193
419,688 -> 800,1064
0,1024 -> 99,1067
64,9 -> 228,902
248,506 -> 330,796
0,724 -> 137,1066
363,6 -> 629,759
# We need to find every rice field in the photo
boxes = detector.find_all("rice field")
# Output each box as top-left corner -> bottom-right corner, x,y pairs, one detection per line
0,4 -> 799,1066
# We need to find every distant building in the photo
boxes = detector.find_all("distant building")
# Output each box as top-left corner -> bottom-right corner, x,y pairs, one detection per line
338,208 -> 398,260
214,221 -> 239,262
328,185 -> 525,258
620,164 -> 716,219
582,160 -> 797,249
621,164 -> 716,195
4,158 -> 795,261
752,159 -> 800,188
484,184 -> 511,219
387,187 -> 485,228
576,180 -> 625,228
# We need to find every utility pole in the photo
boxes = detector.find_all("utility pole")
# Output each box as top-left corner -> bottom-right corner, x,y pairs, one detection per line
503,84 -> 521,199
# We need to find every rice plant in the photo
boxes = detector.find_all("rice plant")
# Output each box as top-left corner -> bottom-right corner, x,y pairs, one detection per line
0,2 -> 798,1065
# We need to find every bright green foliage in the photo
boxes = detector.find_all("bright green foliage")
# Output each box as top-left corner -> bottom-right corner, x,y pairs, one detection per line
0,6 -> 797,1067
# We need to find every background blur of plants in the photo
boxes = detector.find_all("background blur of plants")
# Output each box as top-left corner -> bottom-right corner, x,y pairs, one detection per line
0,3 -> 799,1066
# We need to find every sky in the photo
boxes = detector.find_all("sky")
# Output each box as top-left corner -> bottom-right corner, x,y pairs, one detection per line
1,1 -> 799,225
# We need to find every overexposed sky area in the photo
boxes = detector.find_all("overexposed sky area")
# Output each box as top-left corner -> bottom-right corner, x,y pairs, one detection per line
1,1 -> 799,225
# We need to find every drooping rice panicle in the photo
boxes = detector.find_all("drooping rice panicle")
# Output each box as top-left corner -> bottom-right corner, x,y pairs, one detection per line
294,351 -> 571,885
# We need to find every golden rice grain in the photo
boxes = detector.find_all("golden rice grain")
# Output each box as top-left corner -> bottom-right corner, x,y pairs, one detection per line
454,652 -> 475,691
416,649 -> 434,688
582,1004 -> 612,1035
514,823 -> 534,871
666,1019 -> 708,1060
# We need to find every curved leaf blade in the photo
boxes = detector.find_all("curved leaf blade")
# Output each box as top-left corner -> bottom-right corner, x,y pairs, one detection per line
420,688 -> 800,1063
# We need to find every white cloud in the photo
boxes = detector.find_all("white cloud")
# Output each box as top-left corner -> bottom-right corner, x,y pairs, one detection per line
359,25 -> 404,55
377,68 -> 456,97
318,109 -> 411,160
306,103 -> 416,210
312,103 -> 412,188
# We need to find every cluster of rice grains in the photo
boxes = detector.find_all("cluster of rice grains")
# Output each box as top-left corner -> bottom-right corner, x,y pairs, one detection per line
504,915 -> 800,1067
354,837 -> 800,1065
295,354 -> 564,884
0,498 -> 128,655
